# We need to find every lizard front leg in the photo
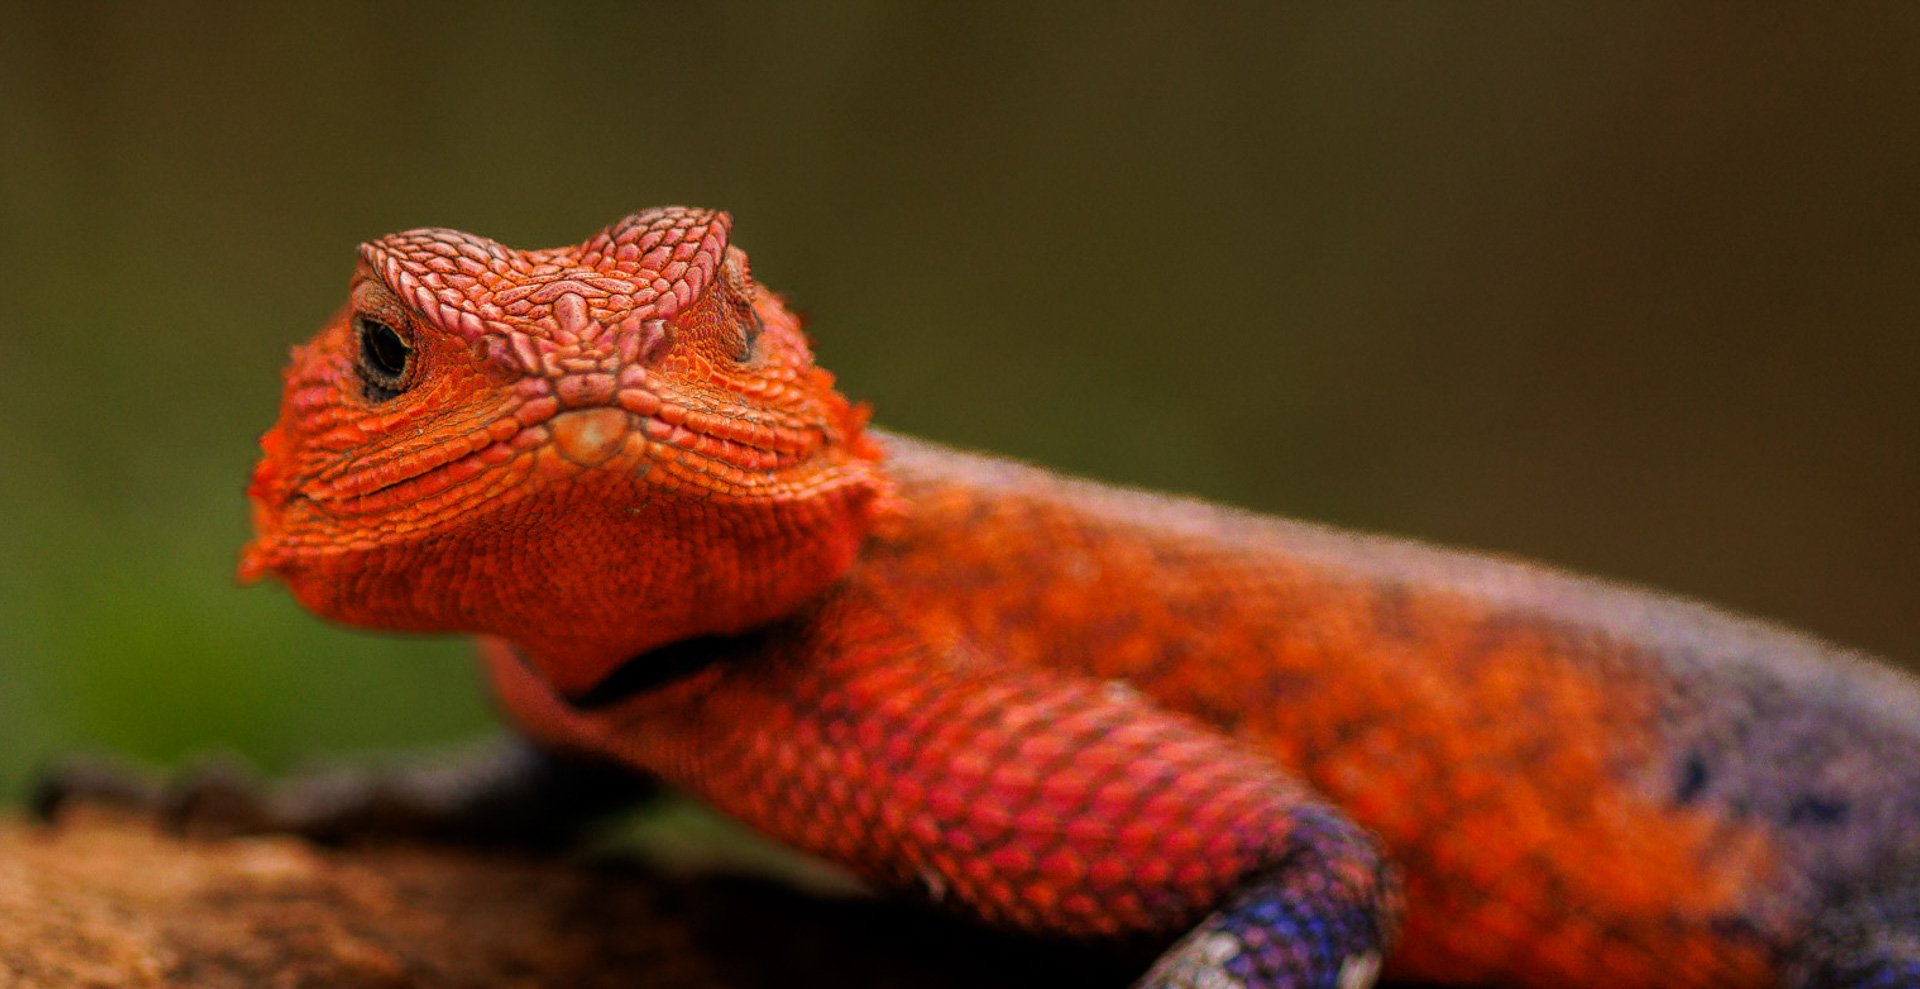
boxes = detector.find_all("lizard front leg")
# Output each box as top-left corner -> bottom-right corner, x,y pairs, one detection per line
491,604 -> 1402,989
37,656 -> 655,847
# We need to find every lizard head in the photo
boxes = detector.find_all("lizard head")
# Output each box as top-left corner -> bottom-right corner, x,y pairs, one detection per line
240,207 -> 890,695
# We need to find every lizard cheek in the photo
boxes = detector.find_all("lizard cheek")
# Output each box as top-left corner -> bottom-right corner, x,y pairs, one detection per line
237,453 -> 291,584
235,492 -> 304,585
235,503 -> 293,584
550,407 -> 634,468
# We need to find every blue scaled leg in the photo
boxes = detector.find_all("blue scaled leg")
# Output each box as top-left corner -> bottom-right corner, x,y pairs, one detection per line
1138,809 -> 1400,989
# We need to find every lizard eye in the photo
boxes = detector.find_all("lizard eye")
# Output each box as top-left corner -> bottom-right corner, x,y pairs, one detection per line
354,314 -> 415,402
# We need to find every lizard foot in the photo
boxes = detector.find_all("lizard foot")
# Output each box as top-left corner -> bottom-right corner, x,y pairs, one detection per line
33,739 -> 658,848
31,753 -> 165,823
1140,931 -> 1381,989
34,753 -> 301,838
1138,919 -> 1384,989
1134,810 -> 1396,989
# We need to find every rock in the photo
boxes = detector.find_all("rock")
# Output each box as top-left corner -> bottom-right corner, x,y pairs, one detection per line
0,810 -> 1137,988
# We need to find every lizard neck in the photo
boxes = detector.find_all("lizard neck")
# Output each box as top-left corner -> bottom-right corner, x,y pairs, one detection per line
261,441 -> 892,699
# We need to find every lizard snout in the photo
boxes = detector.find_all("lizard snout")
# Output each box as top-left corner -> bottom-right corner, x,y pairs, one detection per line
555,372 -> 619,408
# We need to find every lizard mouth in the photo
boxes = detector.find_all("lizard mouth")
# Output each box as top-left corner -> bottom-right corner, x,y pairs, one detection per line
235,410 -> 564,584
239,390 -> 841,585
303,402 -> 824,509
234,423 -> 532,584
304,379 -> 830,512
303,417 -> 541,516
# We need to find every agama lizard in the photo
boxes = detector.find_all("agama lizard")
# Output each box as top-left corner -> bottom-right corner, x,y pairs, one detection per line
65,208 -> 1920,987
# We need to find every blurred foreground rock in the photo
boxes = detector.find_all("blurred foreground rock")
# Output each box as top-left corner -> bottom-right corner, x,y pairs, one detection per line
0,809 -> 1136,988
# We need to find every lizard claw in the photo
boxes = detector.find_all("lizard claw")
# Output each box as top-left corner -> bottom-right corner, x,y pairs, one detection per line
160,755 -> 283,838
30,754 -> 164,823
35,741 -> 657,847
32,753 -> 284,839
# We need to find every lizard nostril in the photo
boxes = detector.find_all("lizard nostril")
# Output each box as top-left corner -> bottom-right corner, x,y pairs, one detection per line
555,373 -> 618,408
551,408 -> 633,467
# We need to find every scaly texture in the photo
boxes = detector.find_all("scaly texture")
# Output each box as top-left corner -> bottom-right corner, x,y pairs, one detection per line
240,207 -> 1920,988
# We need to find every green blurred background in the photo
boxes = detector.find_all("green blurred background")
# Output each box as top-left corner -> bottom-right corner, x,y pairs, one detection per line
1,4 -> 1916,802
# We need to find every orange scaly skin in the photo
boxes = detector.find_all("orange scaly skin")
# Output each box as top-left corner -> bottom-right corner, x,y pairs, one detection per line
242,208 -> 1920,988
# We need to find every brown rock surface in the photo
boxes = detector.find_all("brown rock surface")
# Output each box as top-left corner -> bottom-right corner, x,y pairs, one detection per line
0,810 -> 1135,988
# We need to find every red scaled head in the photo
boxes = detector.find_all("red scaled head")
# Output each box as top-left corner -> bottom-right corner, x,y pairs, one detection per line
241,207 -> 889,694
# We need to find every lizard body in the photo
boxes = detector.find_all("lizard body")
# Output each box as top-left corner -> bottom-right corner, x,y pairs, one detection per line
235,208 -> 1920,988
